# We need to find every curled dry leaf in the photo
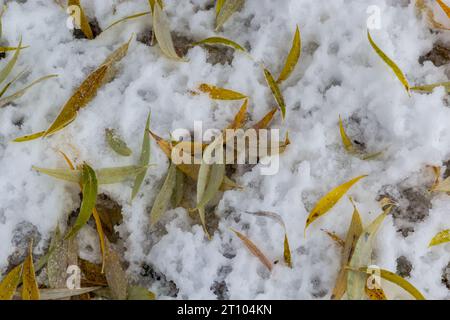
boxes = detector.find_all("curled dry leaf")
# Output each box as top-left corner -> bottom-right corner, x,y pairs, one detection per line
263,68 -> 286,119
197,83 -> 247,100
22,241 -> 40,300
227,98 -> 248,130
106,128 -> 132,156
305,175 -> 367,233
68,0 -> 93,39
322,229 -> 345,248
215,0 -> 245,30
431,176 -> 450,192
131,111 -> 151,200
231,228 -> 273,271
148,0 -> 164,12
367,30 -> 410,95
277,25 -> 301,83
415,0 -> 450,30
150,162 -> 177,226
0,264 -> 23,300
429,229 -> 450,248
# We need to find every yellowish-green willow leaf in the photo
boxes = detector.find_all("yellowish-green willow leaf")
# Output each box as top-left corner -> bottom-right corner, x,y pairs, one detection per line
339,116 -> 355,153
68,0 -> 93,39
231,228 -> 273,271
22,241 -> 40,300
305,175 -> 367,233
131,112 -> 151,200
431,176 -> 450,192
104,238 -> 128,300
365,286 -> 387,300
263,68 -> 286,119
215,0 -> 245,30
322,229 -> 345,247
0,46 -> 28,53
128,286 -> 156,300
192,36 -> 246,52
44,39 -> 131,137
347,206 -> 392,300
227,98 -> 248,130
0,37 -> 22,85
252,108 -> 278,131
148,0 -> 164,12
39,287 -> 100,300
215,0 -> 226,17
411,81 -> 450,93
358,267 -> 425,300
106,129 -> 132,157
104,11 -> 151,31
437,0 -> 450,18
429,229 -> 450,248
367,31 -> 410,94
0,75 -> 58,108
152,2 -> 184,61
0,264 -> 22,300
13,131 -> 45,142
33,165 -> 147,185
150,162 -> 177,226
277,25 -> 301,83
198,83 -> 247,100
65,164 -> 98,239
171,168 -> 185,207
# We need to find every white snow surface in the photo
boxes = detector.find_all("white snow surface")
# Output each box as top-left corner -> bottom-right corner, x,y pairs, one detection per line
0,0 -> 449,299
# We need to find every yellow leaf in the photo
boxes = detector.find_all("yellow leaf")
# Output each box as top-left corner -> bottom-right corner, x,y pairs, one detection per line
22,241 -> 40,300
365,285 -> 387,300
367,30 -> 410,94
198,83 -> 247,100
13,131 -> 45,142
215,0 -> 226,18
411,81 -> 450,93
322,229 -> 345,247
437,0 -> 450,18
339,115 -> 355,153
263,68 -> 286,119
68,0 -> 93,39
305,175 -> 367,233
150,162 -> 177,226
0,264 -> 23,300
227,98 -> 248,130
415,0 -> 450,30
215,0 -> 245,30
252,108 -> 278,131
152,2 -> 184,61
104,11 -> 151,32
429,229 -> 450,247
148,0 -> 164,12
277,25 -> 301,83
231,228 -> 273,271
192,36 -> 246,52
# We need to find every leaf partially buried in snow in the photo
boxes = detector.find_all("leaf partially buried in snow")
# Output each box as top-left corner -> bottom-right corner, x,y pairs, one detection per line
347,206 -> 392,300
68,0 -> 93,39
277,25 -> 301,83
367,30 -> 410,94
105,129 -> 132,156
305,175 -> 367,233
65,163 -> 98,239
215,0 -> 226,17
365,285 -> 387,300
0,37 -> 22,85
263,68 -> 286,119
41,38 -> 131,138
429,229 -> 450,248
39,287 -> 101,300
246,211 -> 292,268
252,108 -> 278,131
127,286 -> 156,300
431,176 -> 450,192
22,241 -> 40,300
0,264 -> 23,300
197,83 -> 247,100
331,199 -> 363,300
411,81 -> 450,94
339,115 -> 355,153
192,36 -> 246,52
150,162 -> 177,226
33,165 -> 148,185
104,239 -> 128,300
131,111 -> 151,200
215,0 -> 245,30
437,0 -> 450,19
104,11 -> 151,32
171,168 -> 185,207
231,228 -> 273,271
152,2 -> 184,61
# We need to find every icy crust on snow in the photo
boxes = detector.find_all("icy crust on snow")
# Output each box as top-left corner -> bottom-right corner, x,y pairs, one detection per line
0,0 -> 449,299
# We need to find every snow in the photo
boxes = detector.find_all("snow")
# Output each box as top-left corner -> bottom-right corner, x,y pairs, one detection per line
0,0 -> 449,299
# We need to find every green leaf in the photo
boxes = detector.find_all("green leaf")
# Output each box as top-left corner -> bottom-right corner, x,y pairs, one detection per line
191,36 -> 246,52
367,30 -> 410,94
148,0 -> 164,12
263,68 -> 286,119
105,128 -> 132,157
231,228 -> 273,271
429,229 -> 450,248
0,37 -> 22,85
131,111 -> 151,200
150,162 -> 177,226
215,0 -> 226,17
68,0 -> 93,39
215,0 -> 245,30
65,163 -> 98,239
277,25 -> 301,83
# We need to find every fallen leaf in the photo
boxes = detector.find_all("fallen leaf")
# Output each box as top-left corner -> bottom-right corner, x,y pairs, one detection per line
322,229 -> 345,247
22,241 -> 40,300
263,68 -> 286,119
215,0 -> 245,30
105,128 -> 132,156
437,0 -> 450,19
68,0 -> 93,39
231,228 -> 273,271
252,108 -> 278,131
197,83 -> 247,100
131,111 -> 151,200
429,229 -> 450,248
411,81 -> 450,93
277,25 -> 301,83
226,98 -> 248,130
339,115 -> 355,153
150,162 -> 177,226
0,264 -> 23,300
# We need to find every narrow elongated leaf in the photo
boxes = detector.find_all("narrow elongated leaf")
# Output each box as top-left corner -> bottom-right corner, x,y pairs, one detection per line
171,168 -> 185,207
215,0 -> 245,30
277,25 -> 301,83
128,286 -> 156,300
0,46 -> 28,53
0,75 -> 58,108
192,36 -> 246,52
198,83 -> 247,100
104,239 -> 128,300
106,129 -> 132,156
150,162 -> 177,226
431,176 -> 450,192
227,99 -> 248,130
358,267 -> 425,300
0,38 -> 22,85
39,287 -> 101,300
148,0 -> 164,12
0,264 -> 23,300
152,2 -> 184,61
365,285 -> 387,300
339,116 -> 355,153
411,81 -> 450,93
44,39 -> 131,137
13,131 -> 45,142
22,241 -> 40,300
305,175 -> 367,233
47,225 -> 76,289
68,0 -> 93,39
347,207 -> 391,300
65,164 -> 98,239
429,229 -> 450,247
215,0 -> 226,17
104,11 -> 151,31
252,108 -> 278,131
263,68 -> 286,119
131,112 -> 151,200
367,31 -> 410,94
231,228 -> 273,271
437,0 -> 450,18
